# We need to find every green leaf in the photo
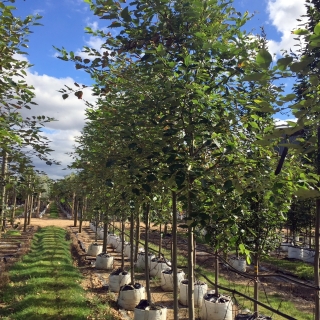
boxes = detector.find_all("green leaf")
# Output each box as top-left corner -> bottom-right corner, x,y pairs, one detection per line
256,49 -> 273,69
62,94 -> 69,100
292,29 -> 309,35
120,6 -> 131,23
314,22 -> 320,35
242,73 -> 268,81
276,57 -> 293,71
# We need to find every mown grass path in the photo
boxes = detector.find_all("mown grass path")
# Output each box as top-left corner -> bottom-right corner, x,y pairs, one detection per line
0,226 -> 108,320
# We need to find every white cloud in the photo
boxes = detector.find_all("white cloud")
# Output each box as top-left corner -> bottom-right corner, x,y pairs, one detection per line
75,36 -> 105,59
21,72 -> 92,131
266,0 -> 307,56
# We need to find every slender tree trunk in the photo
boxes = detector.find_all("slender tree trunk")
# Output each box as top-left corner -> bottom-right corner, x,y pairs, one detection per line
172,191 -> 179,320
145,203 -> 151,303
23,194 -> 30,232
36,193 -> 41,218
10,187 -> 17,226
102,205 -> 109,253
215,250 -> 219,296
135,211 -> 140,262
27,194 -> 34,225
159,223 -> 162,257
254,253 -> 259,317
130,210 -> 135,284
71,192 -> 76,220
95,212 -> 99,242
0,151 -> 8,235
314,126 -> 320,319
121,217 -> 125,270
187,187 -> 195,319
79,201 -> 83,233
73,197 -> 78,227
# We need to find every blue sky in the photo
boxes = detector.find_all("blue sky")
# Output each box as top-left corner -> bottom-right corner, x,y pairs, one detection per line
13,0 -> 307,179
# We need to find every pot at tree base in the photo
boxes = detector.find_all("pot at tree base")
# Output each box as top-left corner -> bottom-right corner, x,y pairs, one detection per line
200,291 -> 233,320
109,268 -> 131,292
136,252 -> 155,269
115,241 -> 128,253
107,234 -> 116,245
280,242 -> 291,251
134,299 -> 167,320
229,257 -> 246,272
150,258 -> 171,278
87,243 -> 103,256
179,280 -> 208,307
89,222 -> 95,231
160,268 -> 185,292
117,283 -> 146,310
287,245 -> 303,260
95,253 -> 114,270
302,248 -> 315,264
111,236 -> 121,249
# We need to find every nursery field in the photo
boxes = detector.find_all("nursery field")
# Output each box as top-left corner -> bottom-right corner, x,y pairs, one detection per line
0,214 -> 315,320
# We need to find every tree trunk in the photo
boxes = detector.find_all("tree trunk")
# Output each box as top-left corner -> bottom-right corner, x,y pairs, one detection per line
121,217 -> 125,270
172,190 -> 179,320
79,201 -> 83,233
102,204 -> 109,253
135,211 -> 140,262
71,192 -> 76,221
10,187 -> 17,226
314,126 -> 320,319
27,194 -> 34,225
187,189 -> 195,319
73,197 -> 78,227
159,223 -> 162,257
130,210 -> 135,284
215,250 -> 219,296
145,203 -> 151,303
36,193 -> 41,218
23,194 -> 30,232
254,254 -> 259,317
0,151 -> 8,235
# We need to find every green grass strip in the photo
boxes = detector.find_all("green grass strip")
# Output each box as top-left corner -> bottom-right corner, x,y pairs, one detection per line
47,203 -> 59,219
0,226 -> 112,320
262,255 -> 314,281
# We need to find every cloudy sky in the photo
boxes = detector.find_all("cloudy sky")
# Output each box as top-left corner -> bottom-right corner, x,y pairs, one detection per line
14,0 -> 307,179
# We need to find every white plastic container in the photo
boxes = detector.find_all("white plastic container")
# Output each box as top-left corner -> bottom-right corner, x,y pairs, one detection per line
136,252 -> 155,269
280,242 -> 291,251
150,258 -> 171,278
288,246 -> 303,260
161,269 -> 185,291
87,243 -> 103,256
109,270 -> 131,292
95,253 -> 113,270
200,291 -> 233,320
302,248 -> 315,264
134,300 -> 167,320
118,284 -> 145,310
229,258 -> 246,273
115,240 -> 127,253
179,280 -> 208,307
107,234 -> 116,245
111,236 -> 121,249
98,228 -> 104,240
